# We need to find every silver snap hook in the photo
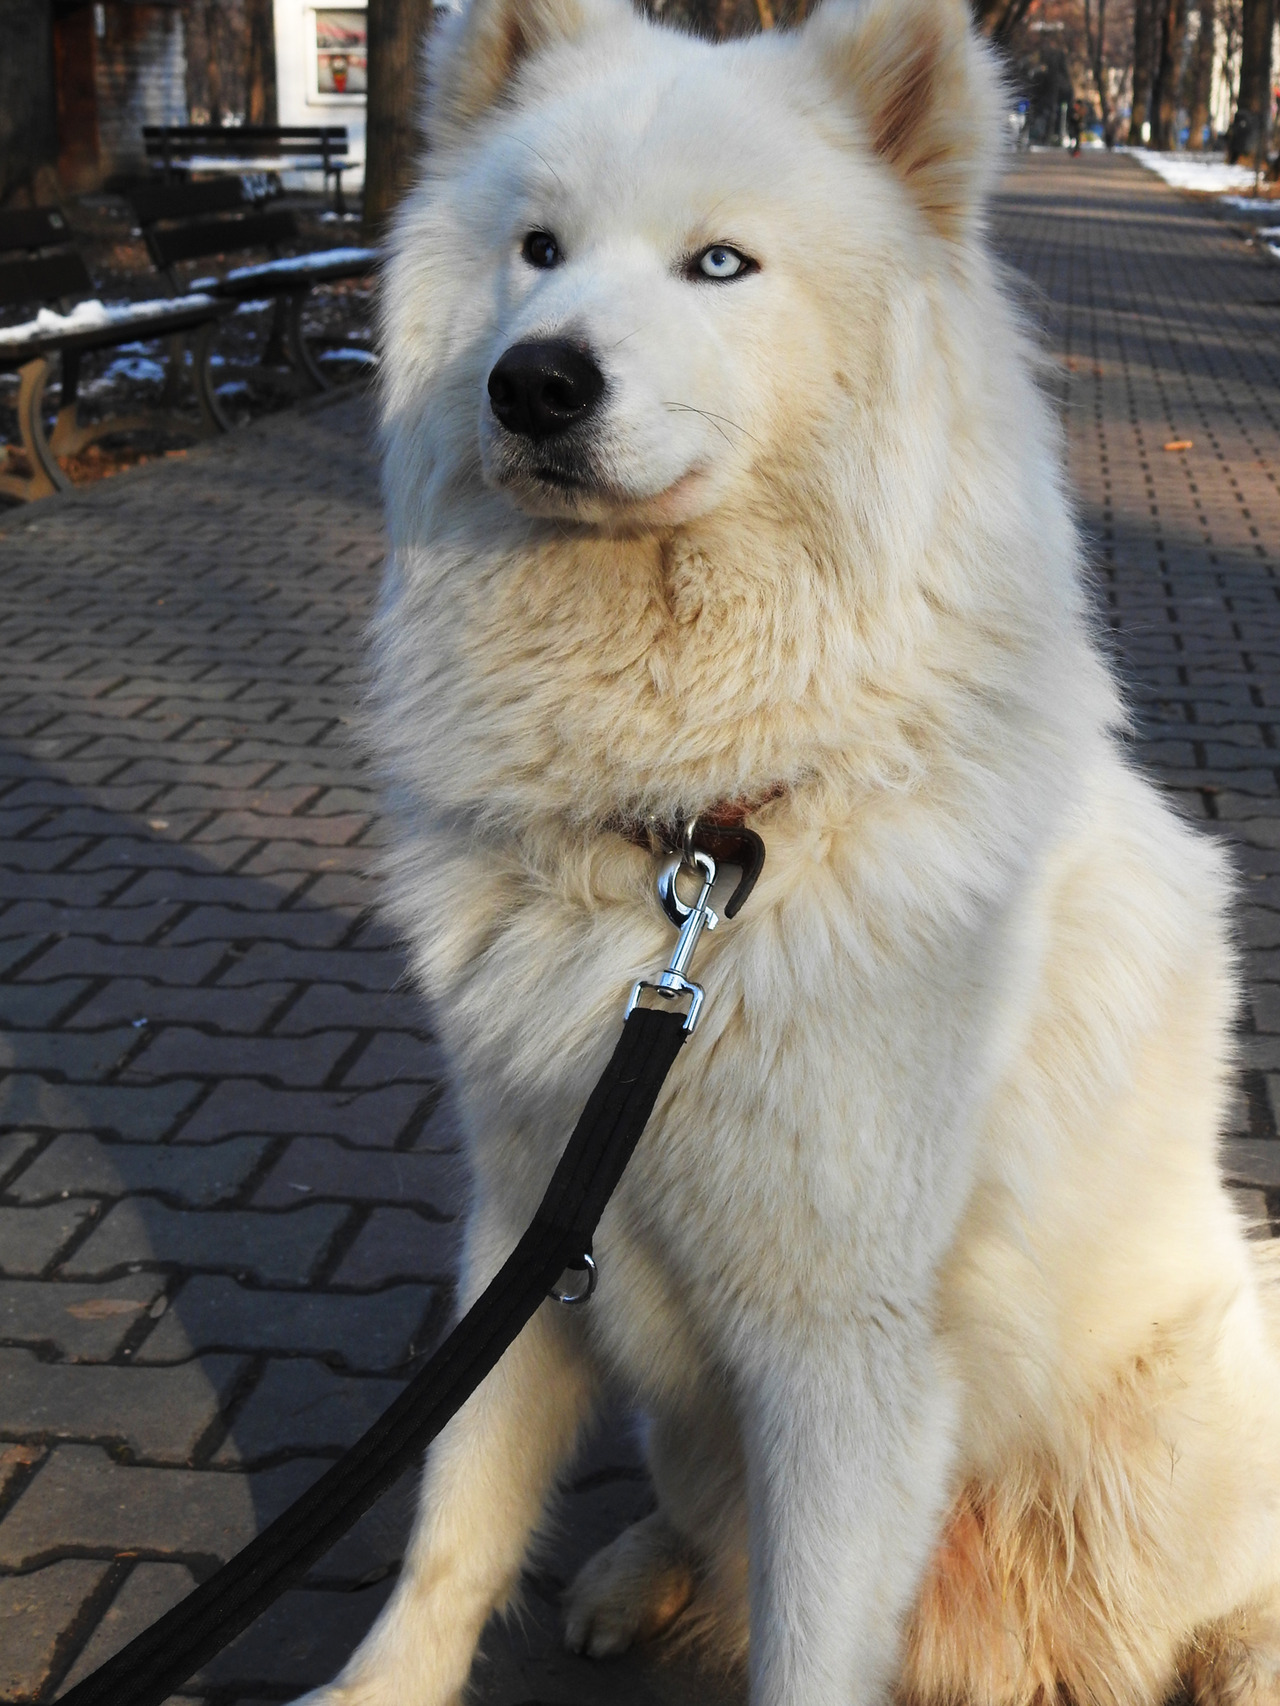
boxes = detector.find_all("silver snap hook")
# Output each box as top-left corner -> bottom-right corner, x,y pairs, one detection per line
657,845 -> 716,929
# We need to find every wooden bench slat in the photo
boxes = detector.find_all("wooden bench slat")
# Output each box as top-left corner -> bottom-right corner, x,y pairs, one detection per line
0,297 -> 233,368
144,125 -> 347,142
0,208 -> 75,255
129,178 -> 251,226
142,127 -> 349,161
146,208 -> 299,271
0,251 -> 94,312
210,248 -> 379,297
144,125 -> 348,137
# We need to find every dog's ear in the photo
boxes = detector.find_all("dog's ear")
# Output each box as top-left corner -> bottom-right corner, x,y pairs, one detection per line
428,0 -> 628,145
806,0 -> 1001,240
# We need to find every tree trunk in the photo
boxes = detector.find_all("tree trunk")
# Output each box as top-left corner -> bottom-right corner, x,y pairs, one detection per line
363,0 -> 432,237
1151,0 -> 1189,147
1232,0 -> 1275,162
0,0 -> 58,206
1085,0 -> 1113,144
245,0 -> 278,126
1187,0 -> 1215,144
1129,0 -> 1159,142
202,0 -> 226,126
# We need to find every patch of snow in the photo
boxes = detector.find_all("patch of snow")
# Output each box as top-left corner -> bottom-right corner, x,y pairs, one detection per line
0,295 -> 217,348
81,346 -> 168,394
1220,194 -> 1280,213
219,247 -> 379,283
179,154 -> 327,174
1123,149 -> 1261,193
320,211 -> 361,224
320,347 -> 378,365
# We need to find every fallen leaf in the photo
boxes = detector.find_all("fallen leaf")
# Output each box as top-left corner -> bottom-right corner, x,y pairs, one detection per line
1,1444 -> 43,1471
1163,439 -> 1193,451
66,1298 -> 145,1320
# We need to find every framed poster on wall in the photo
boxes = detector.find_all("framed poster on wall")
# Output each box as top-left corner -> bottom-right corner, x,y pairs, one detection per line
313,7 -> 367,99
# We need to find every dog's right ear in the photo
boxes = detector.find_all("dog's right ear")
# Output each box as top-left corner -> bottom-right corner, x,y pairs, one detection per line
804,0 -> 1001,241
427,0 -> 627,147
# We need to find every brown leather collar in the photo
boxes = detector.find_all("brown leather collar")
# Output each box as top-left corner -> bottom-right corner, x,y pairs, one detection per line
608,784 -> 785,855
606,786 -> 784,919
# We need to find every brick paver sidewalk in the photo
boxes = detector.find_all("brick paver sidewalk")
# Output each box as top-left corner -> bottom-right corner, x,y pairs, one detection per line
0,150 -> 1278,1706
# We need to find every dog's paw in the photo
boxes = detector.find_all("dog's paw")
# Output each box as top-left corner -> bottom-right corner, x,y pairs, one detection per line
563,1512 -> 696,1658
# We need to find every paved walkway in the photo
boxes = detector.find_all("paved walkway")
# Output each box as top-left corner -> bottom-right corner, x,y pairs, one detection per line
0,150 -> 1279,1706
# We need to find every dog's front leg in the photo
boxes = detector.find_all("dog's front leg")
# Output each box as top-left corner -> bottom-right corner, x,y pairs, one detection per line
293,1203 -> 596,1706
744,1320 -> 955,1706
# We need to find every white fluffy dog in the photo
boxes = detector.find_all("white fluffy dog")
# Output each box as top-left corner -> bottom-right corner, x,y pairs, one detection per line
298,0 -> 1280,1702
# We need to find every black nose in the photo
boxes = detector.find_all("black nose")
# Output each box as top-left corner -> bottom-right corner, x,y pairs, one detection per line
487,339 -> 605,442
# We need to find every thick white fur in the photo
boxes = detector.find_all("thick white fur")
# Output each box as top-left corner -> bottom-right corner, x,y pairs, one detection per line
295,1 -> 1280,1703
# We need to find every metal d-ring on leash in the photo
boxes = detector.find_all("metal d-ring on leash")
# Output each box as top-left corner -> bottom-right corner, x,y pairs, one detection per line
57,817 -> 761,1706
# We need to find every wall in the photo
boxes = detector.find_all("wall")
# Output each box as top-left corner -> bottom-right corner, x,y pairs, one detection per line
271,0 -> 367,192
95,2 -> 188,181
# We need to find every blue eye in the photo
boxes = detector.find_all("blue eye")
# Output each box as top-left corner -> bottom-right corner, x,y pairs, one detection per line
695,244 -> 754,281
522,230 -> 561,268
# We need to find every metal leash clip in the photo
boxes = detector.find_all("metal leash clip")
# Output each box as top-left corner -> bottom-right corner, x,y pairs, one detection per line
626,822 -> 719,1035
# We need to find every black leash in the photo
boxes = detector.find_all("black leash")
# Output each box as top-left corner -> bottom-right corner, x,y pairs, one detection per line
59,827 -> 761,1706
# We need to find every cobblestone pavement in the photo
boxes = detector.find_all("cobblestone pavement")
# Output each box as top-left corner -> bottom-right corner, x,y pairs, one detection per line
0,150 -> 1278,1706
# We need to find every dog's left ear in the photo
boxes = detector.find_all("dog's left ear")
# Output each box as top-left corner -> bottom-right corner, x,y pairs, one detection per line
805,0 -> 1001,241
428,0 -> 629,147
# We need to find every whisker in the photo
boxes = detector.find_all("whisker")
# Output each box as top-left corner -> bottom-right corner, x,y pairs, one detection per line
662,401 -> 760,446
514,138 -> 565,192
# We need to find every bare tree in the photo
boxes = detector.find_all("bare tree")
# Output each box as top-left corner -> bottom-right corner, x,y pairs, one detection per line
970,0 -> 1040,44
363,0 -> 432,237
1230,0 -> 1275,160
1128,0 -> 1158,139
1151,0 -> 1189,145
1186,0 -> 1215,143
185,0 -> 235,125
0,0 -> 57,206
245,0 -> 278,126
1084,0 -> 1113,141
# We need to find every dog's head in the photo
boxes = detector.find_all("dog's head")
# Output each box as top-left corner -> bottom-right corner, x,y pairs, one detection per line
384,0 -> 1004,533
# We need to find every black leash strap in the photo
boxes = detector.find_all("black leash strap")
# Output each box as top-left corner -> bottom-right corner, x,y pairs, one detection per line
59,1002 -> 690,1706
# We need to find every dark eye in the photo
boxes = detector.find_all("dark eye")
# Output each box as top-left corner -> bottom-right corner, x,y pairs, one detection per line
692,244 -> 755,281
522,230 -> 561,269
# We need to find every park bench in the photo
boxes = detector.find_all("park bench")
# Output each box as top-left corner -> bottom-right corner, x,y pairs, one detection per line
127,178 -> 379,393
0,208 -> 232,504
143,125 -> 352,211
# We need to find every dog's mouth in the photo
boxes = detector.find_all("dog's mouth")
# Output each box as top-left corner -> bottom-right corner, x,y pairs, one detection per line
482,417 -> 717,527
487,436 -> 604,504
493,455 -> 714,529
531,464 -> 591,491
